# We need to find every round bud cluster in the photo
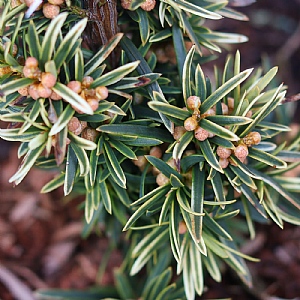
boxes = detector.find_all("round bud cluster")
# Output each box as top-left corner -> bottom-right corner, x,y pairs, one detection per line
67,81 -> 82,94
120,0 -> 131,9
50,90 -> 62,100
233,143 -> 249,163
25,57 -> 38,68
216,146 -> 232,159
187,95 -> 201,111
43,3 -> 60,19
201,108 -> 216,118
80,121 -> 88,132
23,57 -> 41,79
121,0 -> 156,11
149,146 -> 162,159
67,78 -> 109,113
81,127 -> 99,142
86,98 -> 99,112
182,95 -> 239,144
22,57 -> 59,100
186,95 -> 201,123
95,86 -> 109,100
156,172 -> 169,186
140,0 -> 156,11
216,146 -> 232,169
194,126 -> 209,141
243,131 -> 261,146
184,116 -> 198,132
41,72 -> 57,88
219,157 -> 229,169
178,221 -> 187,235
183,112 -> 212,142
66,118 -> 89,145
133,156 -> 148,171
173,126 -> 186,140
23,0 -> 65,19
48,0 -> 64,4
17,87 -> 29,96
28,83 -> 40,100
155,158 -> 176,185
37,82 -> 52,98
82,76 -> 93,88
67,117 -> 84,136
207,131 -> 215,138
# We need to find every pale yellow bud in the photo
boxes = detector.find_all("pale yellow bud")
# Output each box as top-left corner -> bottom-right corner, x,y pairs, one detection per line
50,90 -> 62,100
28,83 -> 40,100
186,96 -> 201,111
41,72 -> 57,88
133,156 -> 148,170
140,0 -> 156,11
219,158 -> 229,169
95,86 -> 109,100
82,76 -> 94,88
173,126 -> 186,140
184,117 -> 198,131
37,83 -> 52,98
68,117 -> 82,135
234,144 -> 248,162
149,146 -> 162,159
194,126 -> 209,141
86,97 -> 99,112
201,108 -> 215,118
43,3 -> 60,19
18,87 -> 29,96
25,56 -> 38,68
81,127 -> 98,142
243,131 -> 261,146
120,0 -> 131,10
156,172 -> 169,186
67,81 -> 82,94
216,146 -> 232,159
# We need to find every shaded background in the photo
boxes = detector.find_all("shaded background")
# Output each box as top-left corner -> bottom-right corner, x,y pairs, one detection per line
1,0 -> 300,299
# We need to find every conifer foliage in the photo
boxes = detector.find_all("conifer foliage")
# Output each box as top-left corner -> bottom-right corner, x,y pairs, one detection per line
1,1 -> 300,299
